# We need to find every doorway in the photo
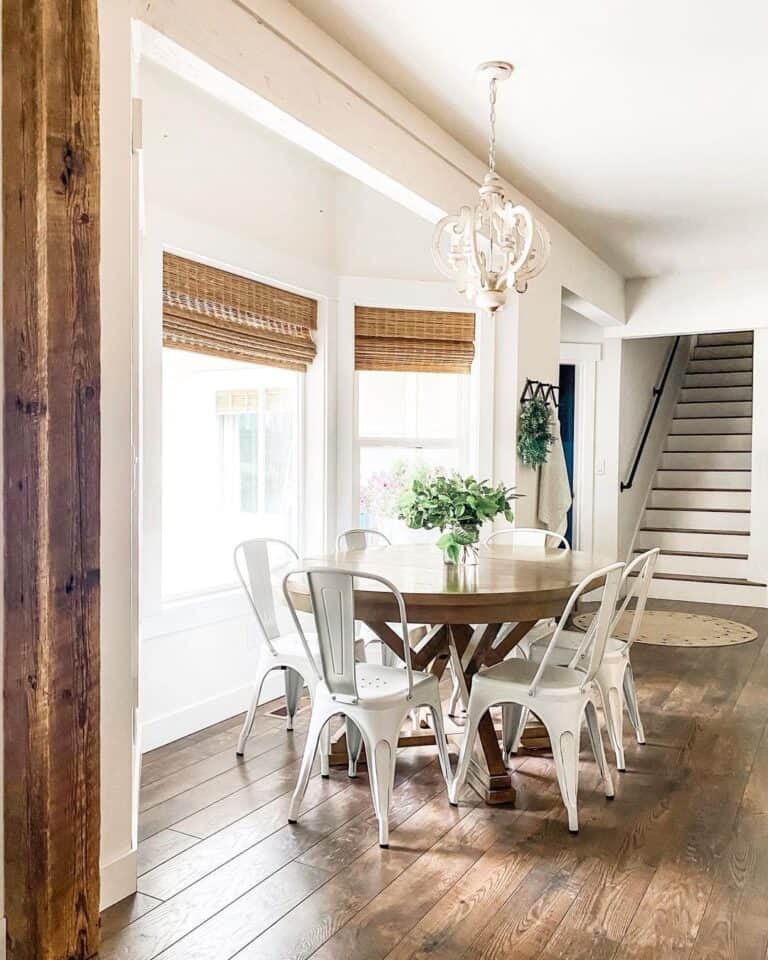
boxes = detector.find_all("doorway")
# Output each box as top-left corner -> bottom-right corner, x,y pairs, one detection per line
558,363 -> 576,545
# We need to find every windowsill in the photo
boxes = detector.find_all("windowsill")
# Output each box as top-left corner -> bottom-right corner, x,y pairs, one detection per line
142,586 -> 251,640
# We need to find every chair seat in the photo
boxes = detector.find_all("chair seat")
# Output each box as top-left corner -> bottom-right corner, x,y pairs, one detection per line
349,663 -> 437,706
475,657 -> 587,696
530,629 -> 628,666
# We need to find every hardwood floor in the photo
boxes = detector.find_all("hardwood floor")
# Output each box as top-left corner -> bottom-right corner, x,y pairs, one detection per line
101,599 -> 768,959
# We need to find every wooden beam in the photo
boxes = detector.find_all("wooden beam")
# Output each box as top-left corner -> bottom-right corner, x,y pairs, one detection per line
3,1 -> 101,958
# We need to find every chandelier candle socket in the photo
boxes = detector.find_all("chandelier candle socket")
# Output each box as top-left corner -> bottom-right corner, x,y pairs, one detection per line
432,61 -> 550,313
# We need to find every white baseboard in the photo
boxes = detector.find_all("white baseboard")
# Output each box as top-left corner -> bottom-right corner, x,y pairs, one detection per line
140,672 -> 285,753
100,848 -> 138,910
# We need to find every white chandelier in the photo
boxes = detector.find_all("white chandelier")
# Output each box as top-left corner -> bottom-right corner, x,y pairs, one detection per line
432,61 -> 550,313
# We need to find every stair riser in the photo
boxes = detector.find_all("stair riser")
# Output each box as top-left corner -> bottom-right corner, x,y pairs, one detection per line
652,553 -> 751,579
649,489 -> 751,510
666,434 -> 751,452
659,451 -> 751,470
680,386 -> 752,403
684,371 -> 752,388
646,578 -> 765,607
693,344 -> 753,360
637,530 -> 749,553
671,417 -> 751,435
687,357 -> 752,372
655,469 -> 750,490
644,509 -> 749,532
675,401 -> 752,419
697,332 -> 753,347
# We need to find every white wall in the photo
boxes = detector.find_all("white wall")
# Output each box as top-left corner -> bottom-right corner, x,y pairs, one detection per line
138,58 -> 341,754
622,268 -> 768,339
617,335 -> 692,559
138,56 -> 459,756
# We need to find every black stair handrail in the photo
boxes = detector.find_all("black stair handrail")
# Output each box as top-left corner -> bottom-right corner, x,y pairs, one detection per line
620,336 -> 682,492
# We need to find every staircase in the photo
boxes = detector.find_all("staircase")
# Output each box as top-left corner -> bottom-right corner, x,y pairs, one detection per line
634,330 -> 766,605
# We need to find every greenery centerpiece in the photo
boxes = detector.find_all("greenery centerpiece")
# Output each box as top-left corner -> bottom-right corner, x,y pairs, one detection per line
398,472 -> 517,565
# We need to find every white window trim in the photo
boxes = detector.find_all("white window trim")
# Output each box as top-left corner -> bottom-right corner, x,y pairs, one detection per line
140,218 -> 333,634
337,276 -> 494,536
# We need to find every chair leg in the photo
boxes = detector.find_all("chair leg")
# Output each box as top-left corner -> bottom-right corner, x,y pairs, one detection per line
545,712 -> 581,833
288,706 -> 330,824
448,693 -> 486,805
501,703 -> 526,762
284,667 -> 303,732
236,668 -> 269,757
319,722 -> 331,778
362,716 -> 401,848
381,643 -> 398,668
598,666 -> 626,771
448,670 -> 462,718
427,697 -> 453,788
346,717 -> 364,778
623,661 -> 645,744
584,699 -> 615,798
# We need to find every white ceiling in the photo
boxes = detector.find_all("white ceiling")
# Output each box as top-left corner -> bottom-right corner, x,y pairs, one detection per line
289,0 -> 768,278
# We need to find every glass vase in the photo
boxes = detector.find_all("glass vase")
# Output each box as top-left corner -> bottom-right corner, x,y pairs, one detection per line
441,529 -> 480,567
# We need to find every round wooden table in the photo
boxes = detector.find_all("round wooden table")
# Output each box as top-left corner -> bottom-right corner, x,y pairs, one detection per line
289,542 -> 612,805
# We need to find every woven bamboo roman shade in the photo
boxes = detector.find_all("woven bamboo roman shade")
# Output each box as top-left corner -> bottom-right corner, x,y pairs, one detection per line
354,305 -> 475,374
162,253 -> 317,370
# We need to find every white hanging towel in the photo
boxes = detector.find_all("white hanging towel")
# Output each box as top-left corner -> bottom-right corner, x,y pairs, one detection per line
537,407 -> 572,537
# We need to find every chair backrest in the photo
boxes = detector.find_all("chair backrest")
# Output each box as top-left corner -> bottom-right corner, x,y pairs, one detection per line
336,528 -> 392,552
485,527 -> 571,552
529,561 -> 624,694
234,538 -> 299,655
283,566 -> 413,703
612,548 -> 659,650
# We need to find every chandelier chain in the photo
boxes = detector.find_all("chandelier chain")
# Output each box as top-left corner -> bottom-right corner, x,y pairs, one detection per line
488,77 -> 497,173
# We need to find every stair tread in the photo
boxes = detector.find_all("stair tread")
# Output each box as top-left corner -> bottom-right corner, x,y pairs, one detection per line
646,506 -> 750,513
657,468 -> 751,473
653,487 -> 751,492
634,548 -> 749,559
641,526 -> 749,535
666,433 -> 752,437
665,448 -> 752,453
645,572 -> 766,587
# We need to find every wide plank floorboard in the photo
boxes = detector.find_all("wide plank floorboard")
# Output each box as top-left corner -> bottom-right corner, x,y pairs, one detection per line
102,599 -> 768,959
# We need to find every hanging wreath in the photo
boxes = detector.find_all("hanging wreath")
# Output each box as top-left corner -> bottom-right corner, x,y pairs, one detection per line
517,396 -> 555,467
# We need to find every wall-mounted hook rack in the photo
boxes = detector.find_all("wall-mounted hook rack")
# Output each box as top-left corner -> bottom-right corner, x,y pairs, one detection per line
520,378 -> 559,408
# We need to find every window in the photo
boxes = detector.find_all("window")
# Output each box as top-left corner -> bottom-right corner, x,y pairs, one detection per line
162,349 -> 300,598
358,370 -> 470,542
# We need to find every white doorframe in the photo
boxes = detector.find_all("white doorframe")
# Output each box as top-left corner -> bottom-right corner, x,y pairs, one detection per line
560,341 -> 601,552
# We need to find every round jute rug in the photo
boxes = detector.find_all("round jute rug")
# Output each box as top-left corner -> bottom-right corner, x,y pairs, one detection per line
571,610 -> 757,647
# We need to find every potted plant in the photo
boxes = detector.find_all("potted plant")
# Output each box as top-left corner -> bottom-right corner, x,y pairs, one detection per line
398,472 -> 517,565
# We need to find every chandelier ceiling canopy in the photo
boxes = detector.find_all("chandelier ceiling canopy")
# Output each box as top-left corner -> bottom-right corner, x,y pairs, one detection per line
432,61 -> 550,314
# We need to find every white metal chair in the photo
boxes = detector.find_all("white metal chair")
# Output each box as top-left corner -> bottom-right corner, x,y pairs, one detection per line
485,527 -> 571,551
336,528 -> 392,552
233,538 -> 329,776
523,548 -> 659,770
446,527 -> 571,716
449,561 -> 624,833
283,566 -> 452,847
337,527 -> 400,670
